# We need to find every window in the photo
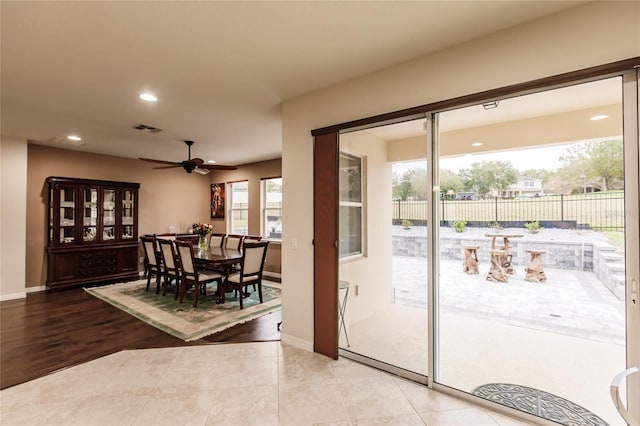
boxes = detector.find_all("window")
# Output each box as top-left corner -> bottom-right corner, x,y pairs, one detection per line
229,181 -> 248,234
339,152 -> 364,257
261,177 -> 282,241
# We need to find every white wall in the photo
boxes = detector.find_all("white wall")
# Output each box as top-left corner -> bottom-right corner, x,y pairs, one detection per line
280,2 -> 640,348
339,131 -> 392,326
1,136 -> 28,300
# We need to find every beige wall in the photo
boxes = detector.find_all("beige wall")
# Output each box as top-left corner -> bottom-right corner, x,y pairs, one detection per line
1,136 -> 28,300
26,144 -> 216,289
280,2 -> 640,350
210,158 -> 282,274
24,146 -> 282,290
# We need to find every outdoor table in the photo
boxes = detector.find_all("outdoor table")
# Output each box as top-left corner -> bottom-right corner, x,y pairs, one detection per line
485,233 -> 523,280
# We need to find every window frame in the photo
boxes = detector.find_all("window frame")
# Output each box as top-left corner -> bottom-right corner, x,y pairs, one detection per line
339,150 -> 366,259
261,176 -> 282,241
228,180 -> 249,235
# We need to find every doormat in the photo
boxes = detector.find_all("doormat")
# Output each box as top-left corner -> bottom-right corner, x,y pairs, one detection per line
473,383 -> 608,426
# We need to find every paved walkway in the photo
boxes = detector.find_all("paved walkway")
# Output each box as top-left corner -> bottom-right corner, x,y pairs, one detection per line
393,256 -> 625,345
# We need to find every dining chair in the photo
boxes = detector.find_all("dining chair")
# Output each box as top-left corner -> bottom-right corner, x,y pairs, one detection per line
227,240 -> 269,309
209,233 -> 226,249
157,238 -> 181,299
225,234 -> 245,251
244,235 -> 262,241
174,240 -> 224,307
140,235 -> 164,294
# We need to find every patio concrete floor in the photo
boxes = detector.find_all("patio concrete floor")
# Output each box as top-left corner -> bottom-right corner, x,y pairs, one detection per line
340,257 -> 627,425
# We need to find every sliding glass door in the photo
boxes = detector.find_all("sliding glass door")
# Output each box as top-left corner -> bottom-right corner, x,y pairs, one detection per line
328,67 -> 639,425
432,75 -> 637,425
337,117 -> 429,380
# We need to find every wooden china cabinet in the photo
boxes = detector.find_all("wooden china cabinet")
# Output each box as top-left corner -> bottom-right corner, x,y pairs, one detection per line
46,177 -> 140,290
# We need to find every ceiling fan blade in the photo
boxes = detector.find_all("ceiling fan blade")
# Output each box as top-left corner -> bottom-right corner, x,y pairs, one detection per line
199,164 -> 238,171
190,158 -> 205,166
139,157 -> 180,166
152,165 -> 183,169
193,167 -> 210,175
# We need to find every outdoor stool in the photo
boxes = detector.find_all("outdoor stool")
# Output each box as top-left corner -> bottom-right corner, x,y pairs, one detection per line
487,250 -> 509,283
462,245 -> 479,274
525,249 -> 547,283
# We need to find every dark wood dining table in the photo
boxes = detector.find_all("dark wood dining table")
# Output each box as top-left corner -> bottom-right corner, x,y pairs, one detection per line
194,247 -> 243,303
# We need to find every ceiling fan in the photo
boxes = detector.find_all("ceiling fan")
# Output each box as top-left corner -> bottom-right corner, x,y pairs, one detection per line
139,140 -> 237,175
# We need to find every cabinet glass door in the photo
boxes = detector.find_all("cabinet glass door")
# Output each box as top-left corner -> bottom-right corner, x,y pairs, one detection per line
83,188 -> 98,242
102,189 -> 116,241
121,189 -> 135,240
59,187 -> 75,243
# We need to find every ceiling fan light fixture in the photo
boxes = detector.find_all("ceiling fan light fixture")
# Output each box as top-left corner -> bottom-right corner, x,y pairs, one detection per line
193,167 -> 210,175
67,135 -> 82,141
590,114 -> 608,121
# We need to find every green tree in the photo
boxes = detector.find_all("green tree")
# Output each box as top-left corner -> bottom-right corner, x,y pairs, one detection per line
587,139 -> 623,191
409,168 -> 429,200
559,139 -> 623,192
439,169 -> 464,197
392,170 -> 414,200
459,161 -> 518,199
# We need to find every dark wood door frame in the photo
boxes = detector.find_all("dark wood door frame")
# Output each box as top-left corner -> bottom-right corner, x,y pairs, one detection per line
313,132 -> 339,359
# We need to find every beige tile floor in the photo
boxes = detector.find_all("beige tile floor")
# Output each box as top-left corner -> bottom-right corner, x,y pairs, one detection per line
0,342 -> 531,426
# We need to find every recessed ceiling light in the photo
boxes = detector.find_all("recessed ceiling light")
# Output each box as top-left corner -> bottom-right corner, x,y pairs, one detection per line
590,114 -> 608,121
139,93 -> 158,102
67,135 -> 82,141
471,142 -> 483,147
207,160 -> 217,164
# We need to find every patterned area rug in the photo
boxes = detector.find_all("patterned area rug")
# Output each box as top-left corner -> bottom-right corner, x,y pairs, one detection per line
85,279 -> 281,341
473,383 -> 608,426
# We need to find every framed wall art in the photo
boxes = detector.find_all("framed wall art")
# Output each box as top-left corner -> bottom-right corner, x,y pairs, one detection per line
210,183 -> 225,219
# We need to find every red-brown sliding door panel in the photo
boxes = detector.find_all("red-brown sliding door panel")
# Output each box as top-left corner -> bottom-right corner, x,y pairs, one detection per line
313,132 -> 339,359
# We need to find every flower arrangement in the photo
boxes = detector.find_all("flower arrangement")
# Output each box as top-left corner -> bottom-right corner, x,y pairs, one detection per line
191,223 -> 213,236
192,223 -> 213,252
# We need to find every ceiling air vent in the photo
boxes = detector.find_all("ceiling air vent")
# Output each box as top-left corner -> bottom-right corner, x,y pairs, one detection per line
133,123 -> 163,133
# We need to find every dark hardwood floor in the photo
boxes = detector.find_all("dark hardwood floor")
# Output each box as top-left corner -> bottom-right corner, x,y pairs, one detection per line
0,287 -> 281,390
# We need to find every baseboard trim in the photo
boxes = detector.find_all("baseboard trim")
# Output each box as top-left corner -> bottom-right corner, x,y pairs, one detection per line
26,285 -> 47,294
0,292 -> 27,301
263,271 -> 281,283
280,333 -> 313,352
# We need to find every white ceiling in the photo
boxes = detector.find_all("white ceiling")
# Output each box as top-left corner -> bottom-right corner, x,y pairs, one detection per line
1,1 -> 586,166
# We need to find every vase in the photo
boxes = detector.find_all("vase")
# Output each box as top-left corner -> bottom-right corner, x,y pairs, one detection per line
198,235 -> 209,253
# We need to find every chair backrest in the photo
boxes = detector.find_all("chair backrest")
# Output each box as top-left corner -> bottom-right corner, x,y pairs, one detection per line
158,238 -> 178,271
240,241 -> 269,277
225,234 -> 245,250
174,240 -> 197,275
244,235 -> 262,242
140,235 -> 159,267
210,233 -> 226,248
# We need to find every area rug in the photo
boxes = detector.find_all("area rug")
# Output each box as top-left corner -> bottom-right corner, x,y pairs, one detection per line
85,279 -> 281,342
473,383 -> 608,426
